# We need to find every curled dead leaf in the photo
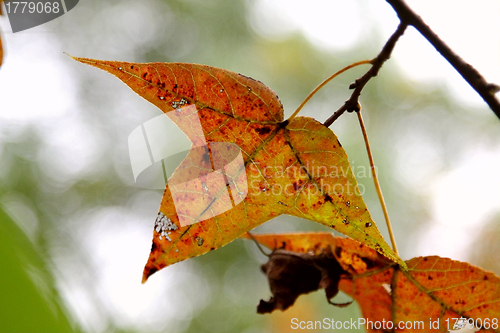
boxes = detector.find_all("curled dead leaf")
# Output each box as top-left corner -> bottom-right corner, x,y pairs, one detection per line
258,248 -> 351,314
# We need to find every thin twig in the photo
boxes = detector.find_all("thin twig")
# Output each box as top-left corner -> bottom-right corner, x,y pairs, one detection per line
287,60 -> 371,122
356,110 -> 399,255
386,0 -> 500,120
324,22 -> 408,127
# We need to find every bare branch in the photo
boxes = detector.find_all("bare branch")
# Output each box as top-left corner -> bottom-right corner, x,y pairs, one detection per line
324,22 -> 408,127
386,0 -> 500,119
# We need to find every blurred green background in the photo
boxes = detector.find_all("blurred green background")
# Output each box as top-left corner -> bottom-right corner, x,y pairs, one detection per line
0,0 -> 499,332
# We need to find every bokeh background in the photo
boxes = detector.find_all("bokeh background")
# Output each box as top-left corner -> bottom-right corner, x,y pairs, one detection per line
1,0 -> 499,332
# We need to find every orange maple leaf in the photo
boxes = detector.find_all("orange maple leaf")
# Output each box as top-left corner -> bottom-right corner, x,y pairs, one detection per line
71,57 -> 405,282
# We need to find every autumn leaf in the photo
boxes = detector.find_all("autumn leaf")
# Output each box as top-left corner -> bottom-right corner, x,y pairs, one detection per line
247,232 -> 500,333
70,57 -> 405,282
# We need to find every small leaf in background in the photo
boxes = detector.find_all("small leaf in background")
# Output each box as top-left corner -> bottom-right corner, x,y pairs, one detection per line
0,206 -> 74,333
247,232 -> 500,332
71,57 -> 405,282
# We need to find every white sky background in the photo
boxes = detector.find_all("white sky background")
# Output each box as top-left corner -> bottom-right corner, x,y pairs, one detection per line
0,0 -> 500,331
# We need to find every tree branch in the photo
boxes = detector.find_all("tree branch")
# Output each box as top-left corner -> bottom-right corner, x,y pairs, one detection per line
325,0 -> 500,126
324,22 -> 408,127
386,0 -> 500,119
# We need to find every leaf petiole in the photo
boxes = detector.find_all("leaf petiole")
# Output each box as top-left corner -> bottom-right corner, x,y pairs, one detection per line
356,109 -> 399,255
246,232 -> 271,257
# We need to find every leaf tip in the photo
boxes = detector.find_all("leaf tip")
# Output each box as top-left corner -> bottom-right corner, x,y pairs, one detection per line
66,54 -> 95,66
141,269 -> 150,284
387,252 -> 407,271
64,53 -> 87,64
142,265 -> 159,284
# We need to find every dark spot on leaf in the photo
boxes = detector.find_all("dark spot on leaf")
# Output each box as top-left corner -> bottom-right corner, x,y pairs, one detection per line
324,194 -> 333,203
255,127 -> 272,135
428,276 -> 433,280
360,257 -> 377,270
174,84 -> 178,89
202,151 -> 210,165
151,242 -> 158,252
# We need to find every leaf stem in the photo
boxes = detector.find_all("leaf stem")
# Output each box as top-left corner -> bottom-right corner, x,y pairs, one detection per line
287,60 -> 371,123
246,232 -> 270,257
356,110 -> 399,255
